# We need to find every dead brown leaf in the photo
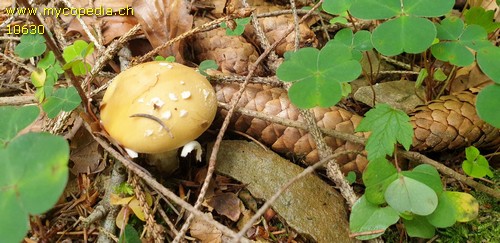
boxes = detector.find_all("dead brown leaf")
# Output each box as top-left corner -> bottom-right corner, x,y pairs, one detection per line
69,127 -> 103,175
190,214 -> 222,243
206,192 -> 242,222
132,0 -> 193,62
66,15 -> 139,45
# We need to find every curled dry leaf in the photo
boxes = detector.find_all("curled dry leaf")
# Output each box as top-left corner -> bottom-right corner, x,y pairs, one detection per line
190,214 -> 222,243
133,0 -> 193,62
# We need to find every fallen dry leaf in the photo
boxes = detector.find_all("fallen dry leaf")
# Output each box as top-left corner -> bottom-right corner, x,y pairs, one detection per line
132,0 -> 193,62
70,126 -> 104,175
206,192 -> 242,222
190,214 -> 222,243
66,15 -> 139,45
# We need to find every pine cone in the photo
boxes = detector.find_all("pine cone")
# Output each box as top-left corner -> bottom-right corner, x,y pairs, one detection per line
190,18 -> 265,76
410,91 -> 500,151
215,83 -> 367,172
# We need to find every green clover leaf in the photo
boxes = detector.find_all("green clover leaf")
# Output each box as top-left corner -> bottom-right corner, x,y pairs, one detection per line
42,87 -> 82,118
14,34 -> 47,59
277,43 -> 361,108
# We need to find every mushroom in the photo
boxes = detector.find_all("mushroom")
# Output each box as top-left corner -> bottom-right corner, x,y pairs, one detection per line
100,61 -> 218,173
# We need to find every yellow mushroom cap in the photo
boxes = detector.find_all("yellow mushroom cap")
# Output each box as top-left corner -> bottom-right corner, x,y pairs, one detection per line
100,61 -> 217,154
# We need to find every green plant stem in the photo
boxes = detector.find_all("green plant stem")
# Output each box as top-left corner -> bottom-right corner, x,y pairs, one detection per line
17,0 -> 90,113
437,65 -> 456,98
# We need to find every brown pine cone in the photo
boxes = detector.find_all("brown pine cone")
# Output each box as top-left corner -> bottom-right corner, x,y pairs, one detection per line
190,18 -> 265,76
242,2 -> 318,56
215,83 -> 368,172
410,91 -> 500,151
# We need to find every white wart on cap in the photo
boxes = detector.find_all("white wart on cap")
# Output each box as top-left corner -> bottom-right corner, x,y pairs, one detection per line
100,61 -> 217,154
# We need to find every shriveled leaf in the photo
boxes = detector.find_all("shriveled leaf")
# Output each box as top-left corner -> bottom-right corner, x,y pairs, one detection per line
132,0 -> 193,62
190,214 -> 222,243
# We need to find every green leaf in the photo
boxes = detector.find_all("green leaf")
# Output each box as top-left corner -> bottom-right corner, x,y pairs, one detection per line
0,106 -> 40,144
349,0 -> 400,19
385,175 -> 438,215
62,40 -> 94,76
277,44 -> 361,108
349,195 -> 400,240
446,191 -> 478,222
464,7 -> 500,33
119,224 -> 141,243
426,191 -> 458,228
346,171 -> 357,184
323,0 -> 352,15
433,68 -> 447,81
372,16 -> 436,56
14,34 -> 46,59
0,132 -> 69,242
476,84 -> 500,128
330,16 -> 348,25
353,30 -> 373,51
403,0 -> 454,17
355,104 -> 414,160
363,158 -> 398,205
415,68 -> 428,88
221,17 -> 251,36
432,21 -> 490,67
154,55 -> 175,62
31,67 -> 47,88
198,59 -> 219,76
402,164 -> 443,195
462,146 -> 493,178
38,51 -> 56,69
42,87 -> 82,118
349,0 -> 453,19
403,216 -> 436,238
331,29 -> 371,60
477,46 -> 500,84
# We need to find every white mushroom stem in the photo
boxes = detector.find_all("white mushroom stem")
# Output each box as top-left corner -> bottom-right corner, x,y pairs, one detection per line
181,140 -> 203,161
